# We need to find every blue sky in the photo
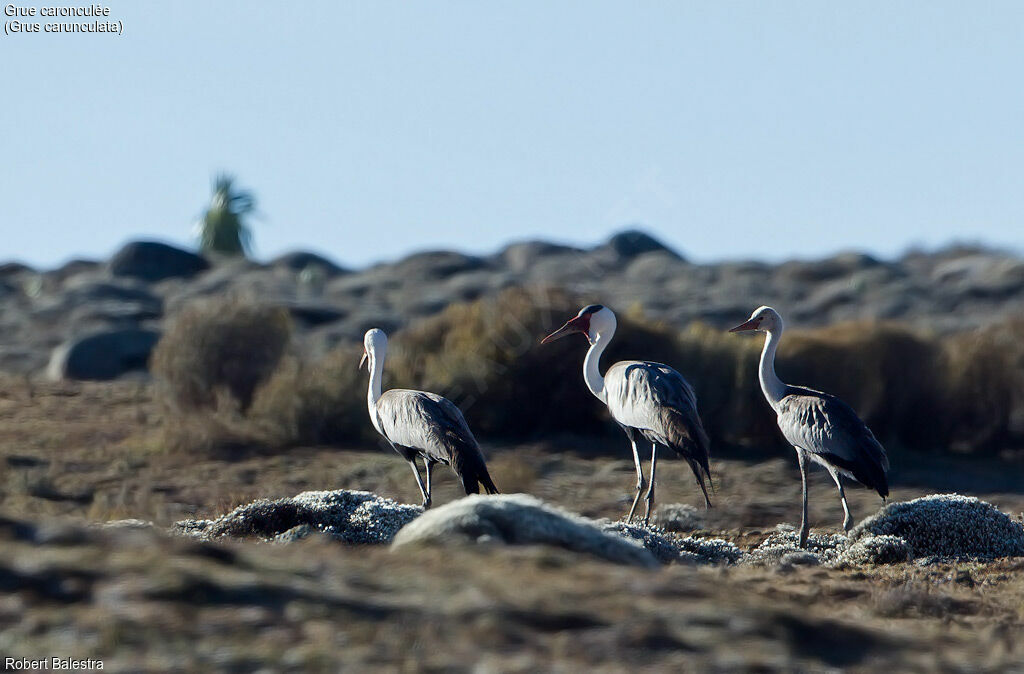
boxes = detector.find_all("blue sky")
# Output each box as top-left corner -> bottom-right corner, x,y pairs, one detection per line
3,2 -> 1022,269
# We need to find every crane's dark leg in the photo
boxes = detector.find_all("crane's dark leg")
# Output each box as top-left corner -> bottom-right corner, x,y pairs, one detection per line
829,469 -> 853,532
408,459 -> 429,508
423,459 -> 436,509
625,432 -> 647,523
642,444 -> 658,525
797,449 -> 809,548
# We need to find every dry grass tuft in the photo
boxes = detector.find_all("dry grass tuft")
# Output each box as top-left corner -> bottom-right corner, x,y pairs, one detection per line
152,299 -> 291,413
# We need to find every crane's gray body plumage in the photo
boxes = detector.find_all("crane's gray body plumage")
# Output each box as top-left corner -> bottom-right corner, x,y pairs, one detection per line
775,385 -> 889,498
604,360 -> 713,506
374,389 -> 498,496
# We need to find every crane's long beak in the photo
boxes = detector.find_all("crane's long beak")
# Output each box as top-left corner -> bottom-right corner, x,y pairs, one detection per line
728,318 -> 759,333
541,316 -> 588,344
358,351 -> 368,370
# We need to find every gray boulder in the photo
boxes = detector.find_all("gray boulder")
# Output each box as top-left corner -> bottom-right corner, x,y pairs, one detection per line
109,240 -> 209,282
0,262 -> 34,279
495,240 -> 583,272
604,230 -> 682,260
270,251 -> 347,276
386,251 -> 486,281
49,258 -> 101,282
47,329 -> 160,380
392,493 -> 658,567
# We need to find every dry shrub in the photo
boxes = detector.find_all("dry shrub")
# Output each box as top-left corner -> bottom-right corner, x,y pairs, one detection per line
153,288 -> 1024,458
352,289 -> 1023,455
152,299 -> 291,412
943,319 -> 1024,453
249,347 -> 372,447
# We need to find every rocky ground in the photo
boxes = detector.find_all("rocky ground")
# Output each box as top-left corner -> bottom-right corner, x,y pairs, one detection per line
2,232 -> 1023,378
1,378 -> 1023,671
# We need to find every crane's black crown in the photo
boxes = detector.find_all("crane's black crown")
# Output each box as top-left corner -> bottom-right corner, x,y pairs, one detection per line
580,304 -> 605,315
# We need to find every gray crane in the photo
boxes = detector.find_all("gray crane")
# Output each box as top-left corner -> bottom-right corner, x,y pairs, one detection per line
730,306 -> 889,548
542,305 -> 712,524
360,328 -> 498,507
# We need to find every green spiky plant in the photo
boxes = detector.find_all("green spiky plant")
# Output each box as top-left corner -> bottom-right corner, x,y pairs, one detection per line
198,174 -> 255,257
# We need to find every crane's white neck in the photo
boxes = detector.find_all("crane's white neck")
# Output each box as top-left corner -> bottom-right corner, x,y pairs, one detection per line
583,327 -> 612,404
759,327 -> 787,408
366,346 -> 385,433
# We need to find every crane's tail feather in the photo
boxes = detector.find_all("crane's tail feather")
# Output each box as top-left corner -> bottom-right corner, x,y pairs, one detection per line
660,407 -> 713,508
446,430 -> 500,496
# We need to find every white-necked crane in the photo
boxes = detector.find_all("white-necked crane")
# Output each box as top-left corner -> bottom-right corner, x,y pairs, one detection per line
360,328 -> 498,507
541,305 -> 712,523
729,306 -> 889,548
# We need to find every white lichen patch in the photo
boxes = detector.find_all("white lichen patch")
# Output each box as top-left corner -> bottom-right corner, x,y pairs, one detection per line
849,493 -> 1024,560
743,528 -> 847,567
601,520 -> 741,565
174,489 -> 423,545
654,503 -> 704,532
837,534 -> 912,566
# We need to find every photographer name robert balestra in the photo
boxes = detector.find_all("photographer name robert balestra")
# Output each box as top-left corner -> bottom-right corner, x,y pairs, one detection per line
5,657 -> 104,670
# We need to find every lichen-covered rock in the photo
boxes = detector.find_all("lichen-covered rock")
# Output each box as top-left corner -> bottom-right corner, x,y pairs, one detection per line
675,536 -> 743,565
598,521 -> 737,565
778,551 -> 821,570
392,494 -> 657,567
601,521 -> 683,563
849,494 -> 1024,560
743,527 -> 847,566
174,489 -> 422,545
838,534 -> 912,566
655,503 -> 704,532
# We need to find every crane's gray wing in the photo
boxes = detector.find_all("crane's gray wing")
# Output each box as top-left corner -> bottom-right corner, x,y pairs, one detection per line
376,389 -> 497,495
376,390 -> 475,461
604,360 -> 711,502
604,360 -> 698,432
777,386 -> 889,496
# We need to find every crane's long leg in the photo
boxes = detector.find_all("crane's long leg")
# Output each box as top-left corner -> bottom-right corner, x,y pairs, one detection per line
829,468 -> 853,532
423,459 -> 436,509
797,449 -> 809,548
643,444 -> 658,525
625,435 -> 647,523
408,459 -> 429,508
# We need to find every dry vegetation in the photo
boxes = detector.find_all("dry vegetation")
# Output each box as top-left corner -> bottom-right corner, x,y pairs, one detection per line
150,288 -> 1024,459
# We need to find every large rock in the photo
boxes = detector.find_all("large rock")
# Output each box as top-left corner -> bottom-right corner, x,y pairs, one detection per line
391,493 -> 658,567
60,278 -> 161,305
496,240 -> 583,273
47,329 -> 160,381
109,241 -> 209,282
269,251 -> 347,276
603,230 -> 682,260
0,262 -> 34,279
386,251 -> 486,281
49,258 -> 101,282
